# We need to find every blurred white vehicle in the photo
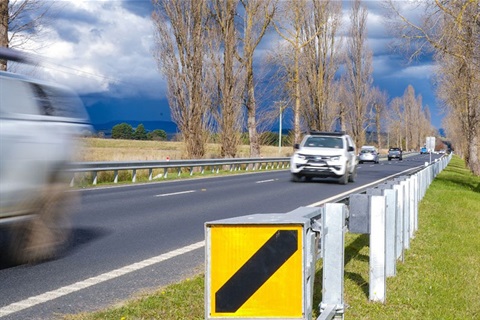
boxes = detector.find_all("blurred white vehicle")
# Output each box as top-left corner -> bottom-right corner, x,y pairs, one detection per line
0,49 -> 91,263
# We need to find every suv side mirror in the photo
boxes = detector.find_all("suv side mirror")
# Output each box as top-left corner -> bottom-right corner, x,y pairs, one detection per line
348,146 -> 355,152
294,143 -> 300,150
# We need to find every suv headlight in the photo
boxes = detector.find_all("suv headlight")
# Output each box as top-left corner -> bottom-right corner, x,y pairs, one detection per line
295,153 -> 306,160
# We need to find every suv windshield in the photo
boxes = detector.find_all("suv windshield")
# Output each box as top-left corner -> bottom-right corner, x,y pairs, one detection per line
304,136 -> 343,149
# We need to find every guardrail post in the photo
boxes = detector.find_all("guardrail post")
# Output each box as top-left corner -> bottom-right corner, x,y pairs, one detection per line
398,179 -> 410,251
370,187 -> 398,277
114,170 -> 119,183
149,169 -> 153,181
92,171 -> 97,185
319,203 -> 346,320
132,169 -> 137,182
369,195 -> 386,303
348,194 -> 370,234
393,183 -> 404,262
413,174 -> 419,233
408,176 -> 415,238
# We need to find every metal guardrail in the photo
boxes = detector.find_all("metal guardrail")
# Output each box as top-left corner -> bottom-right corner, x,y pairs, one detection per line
65,152 -> 418,186
204,153 -> 453,320
66,157 -> 290,185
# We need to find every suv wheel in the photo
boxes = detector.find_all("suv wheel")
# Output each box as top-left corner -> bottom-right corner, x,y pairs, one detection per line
348,166 -> 357,183
339,172 -> 349,185
291,173 -> 302,182
8,183 -> 75,264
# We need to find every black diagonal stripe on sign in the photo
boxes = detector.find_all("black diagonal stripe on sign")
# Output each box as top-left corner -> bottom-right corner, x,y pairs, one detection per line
215,229 -> 298,313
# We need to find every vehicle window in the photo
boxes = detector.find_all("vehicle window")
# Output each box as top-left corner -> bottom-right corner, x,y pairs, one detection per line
32,84 -> 55,116
0,78 -> 39,115
31,84 -> 89,119
305,137 -> 343,148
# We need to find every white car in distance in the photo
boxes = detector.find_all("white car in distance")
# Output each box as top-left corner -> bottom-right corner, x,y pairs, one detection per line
358,146 -> 380,164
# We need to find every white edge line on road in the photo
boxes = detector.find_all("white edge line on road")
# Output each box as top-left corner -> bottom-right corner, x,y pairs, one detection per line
255,179 -> 276,184
0,241 -> 205,318
155,190 -> 196,197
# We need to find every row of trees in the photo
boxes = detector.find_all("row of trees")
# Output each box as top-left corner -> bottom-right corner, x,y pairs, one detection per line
3,1 -> 477,174
151,0 -> 435,161
386,0 -> 479,175
111,123 -> 167,141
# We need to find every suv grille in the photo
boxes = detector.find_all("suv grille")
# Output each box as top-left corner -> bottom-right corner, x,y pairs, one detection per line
303,155 -> 336,161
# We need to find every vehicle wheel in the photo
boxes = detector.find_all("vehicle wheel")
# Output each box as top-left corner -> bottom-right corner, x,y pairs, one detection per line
348,166 -> 357,183
338,172 -> 349,185
359,161 -> 363,164
305,176 -> 313,182
291,173 -> 302,182
8,183 -> 75,264
388,157 -> 391,161
399,157 -> 403,161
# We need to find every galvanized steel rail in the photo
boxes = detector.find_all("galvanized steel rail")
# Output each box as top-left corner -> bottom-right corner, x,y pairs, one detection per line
66,157 -> 290,185
204,153 -> 453,320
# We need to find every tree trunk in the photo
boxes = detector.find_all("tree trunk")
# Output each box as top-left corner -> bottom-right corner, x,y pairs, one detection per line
0,0 -> 9,71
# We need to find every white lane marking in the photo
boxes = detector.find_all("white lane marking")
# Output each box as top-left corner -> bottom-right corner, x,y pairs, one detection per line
0,241 -> 205,318
155,190 -> 196,197
256,179 -> 276,184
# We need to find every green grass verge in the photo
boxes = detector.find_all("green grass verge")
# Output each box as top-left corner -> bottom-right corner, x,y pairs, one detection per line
64,155 -> 480,320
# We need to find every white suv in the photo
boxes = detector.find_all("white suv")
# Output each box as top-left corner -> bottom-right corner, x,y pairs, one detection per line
290,131 -> 357,184
0,49 -> 91,263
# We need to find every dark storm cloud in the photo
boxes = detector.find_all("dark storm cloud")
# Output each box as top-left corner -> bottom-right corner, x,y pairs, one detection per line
121,0 -> 154,18
51,6 -> 101,43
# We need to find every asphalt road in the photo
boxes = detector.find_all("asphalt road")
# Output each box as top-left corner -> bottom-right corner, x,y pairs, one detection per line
0,153 -> 440,319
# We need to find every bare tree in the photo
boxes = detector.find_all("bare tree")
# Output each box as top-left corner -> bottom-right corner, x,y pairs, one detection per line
238,0 -> 276,157
1,0 -> 58,71
370,87 -> 388,149
385,0 -> 480,174
301,0 -> 343,132
387,96 -> 404,148
402,85 -> 416,151
343,0 -> 373,149
272,0 -> 322,145
0,0 -> 7,70
209,0 -> 243,158
152,0 -> 211,159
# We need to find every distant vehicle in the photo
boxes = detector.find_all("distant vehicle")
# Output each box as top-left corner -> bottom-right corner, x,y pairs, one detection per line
290,131 -> 357,184
420,147 -> 428,154
0,48 -> 91,264
388,147 -> 403,161
358,146 -> 379,164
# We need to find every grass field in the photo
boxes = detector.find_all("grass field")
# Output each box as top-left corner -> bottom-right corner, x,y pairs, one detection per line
76,138 -> 293,162
72,138 -> 293,186
65,155 -> 480,320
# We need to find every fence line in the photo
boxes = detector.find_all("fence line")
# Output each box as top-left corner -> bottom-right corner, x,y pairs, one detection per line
66,157 -> 290,186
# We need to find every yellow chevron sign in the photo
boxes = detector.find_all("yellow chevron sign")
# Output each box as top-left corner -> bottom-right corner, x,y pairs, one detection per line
207,224 -> 303,318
